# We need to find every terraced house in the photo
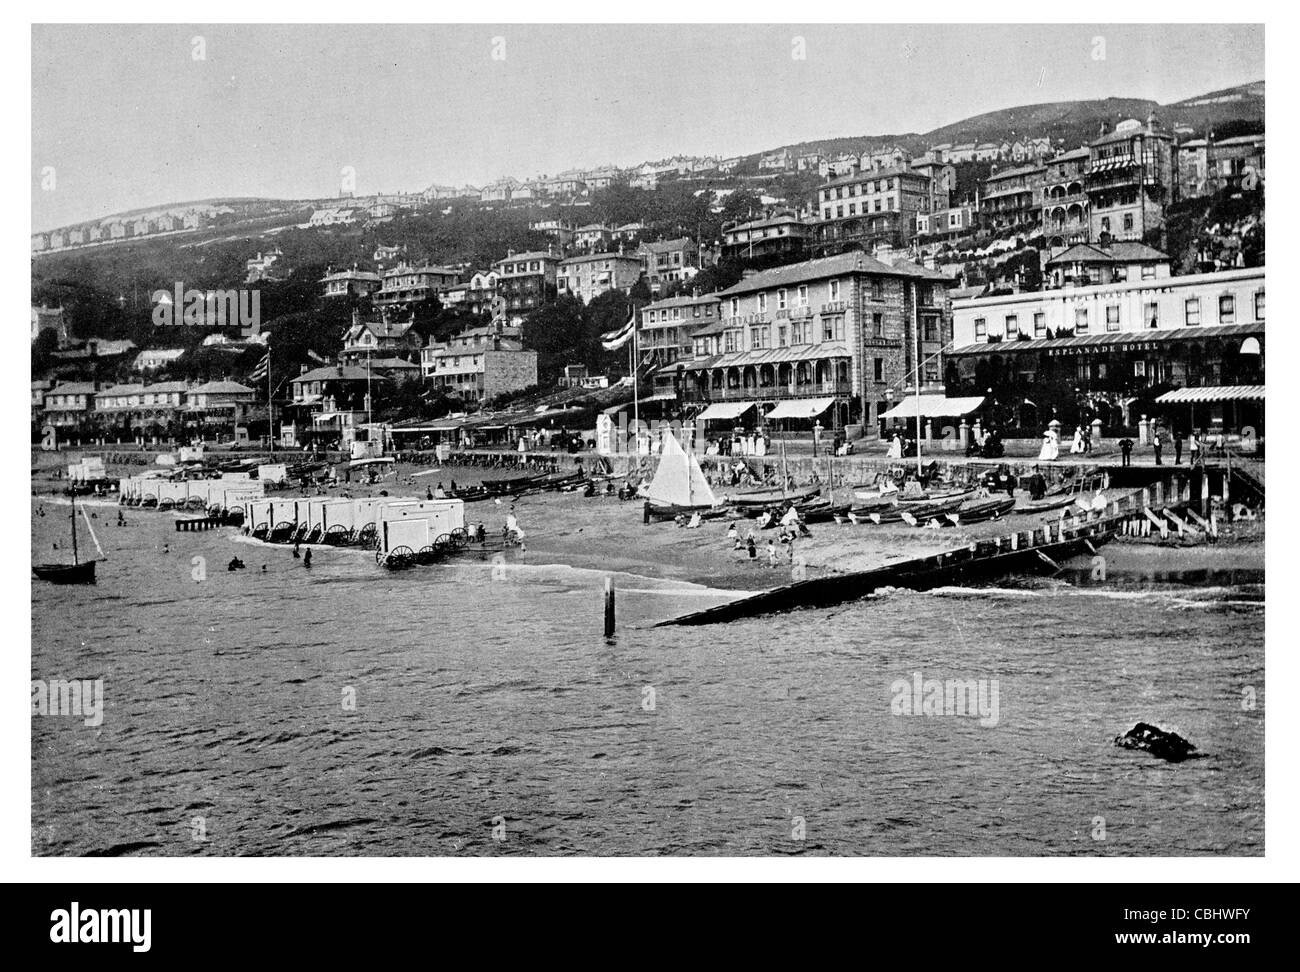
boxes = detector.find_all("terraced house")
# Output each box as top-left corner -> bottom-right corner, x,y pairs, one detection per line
372,263 -> 461,311
672,252 -> 952,437
811,166 -> 931,257
640,293 -> 720,370
556,252 -> 643,304
492,251 -> 559,314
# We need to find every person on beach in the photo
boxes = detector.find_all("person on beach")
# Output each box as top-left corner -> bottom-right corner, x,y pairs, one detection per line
1118,438 -> 1133,467
746,536 -> 757,560
766,540 -> 778,567
426,486 -> 434,500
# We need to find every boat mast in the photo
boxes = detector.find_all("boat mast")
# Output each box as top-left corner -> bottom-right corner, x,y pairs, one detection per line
70,491 -> 79,565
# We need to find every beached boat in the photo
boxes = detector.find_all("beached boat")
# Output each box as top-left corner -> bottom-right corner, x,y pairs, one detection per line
941,496 -> 1017,525
853,495 -> 968,525
643,431 -> 723,523
34,492 -> 102,585
726,484 -> 821,508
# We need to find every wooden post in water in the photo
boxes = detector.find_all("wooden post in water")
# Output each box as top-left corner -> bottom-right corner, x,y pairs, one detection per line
1201,471 -> 1210,519
604,576 -> 616,638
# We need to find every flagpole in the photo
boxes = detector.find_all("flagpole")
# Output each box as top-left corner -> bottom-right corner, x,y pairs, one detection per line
267,346 -> 275,454
633,303 -> 640,451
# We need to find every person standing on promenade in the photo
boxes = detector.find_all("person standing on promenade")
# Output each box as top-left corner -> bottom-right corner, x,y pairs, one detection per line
1190,430 -> 1202,466
1118,438 -> 1133,467
1173,429 -> 1184,465
1152,427 -> 1163,466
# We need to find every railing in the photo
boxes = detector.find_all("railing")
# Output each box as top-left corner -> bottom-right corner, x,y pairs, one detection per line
683,380 -> 852,403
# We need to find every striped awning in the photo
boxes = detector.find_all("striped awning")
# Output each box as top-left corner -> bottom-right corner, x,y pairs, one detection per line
1155,385 -> 1265,404
879,395 -> 986,421
696,401 -> 757,422
763,398 -> 835,420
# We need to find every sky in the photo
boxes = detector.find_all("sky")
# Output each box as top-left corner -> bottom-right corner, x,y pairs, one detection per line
31,23 -> 1264,231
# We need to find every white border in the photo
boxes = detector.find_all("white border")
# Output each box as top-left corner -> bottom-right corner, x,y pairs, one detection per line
10,6 -> 1290,883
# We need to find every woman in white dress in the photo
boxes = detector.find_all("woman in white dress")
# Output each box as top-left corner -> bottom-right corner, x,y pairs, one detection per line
1070,426 -> 1085,454
1038,428 -> 1059,461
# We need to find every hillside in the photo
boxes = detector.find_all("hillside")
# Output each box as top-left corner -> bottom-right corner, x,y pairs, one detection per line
756,81 -> 1264,161
36,81 -> 1264,240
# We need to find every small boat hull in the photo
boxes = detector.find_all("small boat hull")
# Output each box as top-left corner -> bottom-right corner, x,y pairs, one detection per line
33,560 -> 97,584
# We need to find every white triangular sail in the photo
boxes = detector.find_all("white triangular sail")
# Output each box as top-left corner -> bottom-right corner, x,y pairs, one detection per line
647,432 -> 717,508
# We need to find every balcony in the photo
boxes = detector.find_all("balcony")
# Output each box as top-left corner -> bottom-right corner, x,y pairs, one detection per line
683,380 -> 853,403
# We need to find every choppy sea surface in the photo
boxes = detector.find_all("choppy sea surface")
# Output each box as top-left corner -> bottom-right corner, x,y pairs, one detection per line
32,498 -> 1263,856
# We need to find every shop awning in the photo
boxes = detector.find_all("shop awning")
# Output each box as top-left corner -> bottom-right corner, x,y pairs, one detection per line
879,395 -> 986,421
1155,385 -> 1265,404
763,397 -> 835,420
696,401 -> 757,422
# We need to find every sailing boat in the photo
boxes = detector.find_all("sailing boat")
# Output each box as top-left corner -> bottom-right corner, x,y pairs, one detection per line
643,431 -> 722,522
33,491 -> 103,584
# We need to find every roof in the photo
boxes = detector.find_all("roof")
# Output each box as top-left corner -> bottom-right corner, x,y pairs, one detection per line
682,342 -> 852,371
1046,242 -> 1169,266
97,383 -> 145,395
984,163 -> 1047,183
347,319 -> 415,340
321,269 -> 381,282
640,237 -> 694,254
1051,148 -> 1091,162
717,252 -> 948,296
49,382 -> 97,394
292,365 -> 377,383
1155,385 -> 1264,404
381,264 -> 458,277
190,380 -> 255,394
643,294 -> 721,312
142,382 -> 190,393
948,323 -> 1263,357
726,213 -> 810,232
821,165 -> 920,189
560,251 -> 641,265
492,251 -> 557,266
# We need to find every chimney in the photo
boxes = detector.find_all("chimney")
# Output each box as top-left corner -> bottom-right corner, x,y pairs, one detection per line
300,363 -> 308,375
337,363 -> 345,377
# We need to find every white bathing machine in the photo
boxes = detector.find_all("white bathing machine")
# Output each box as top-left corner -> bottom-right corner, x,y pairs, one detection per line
376,499 -> 466,568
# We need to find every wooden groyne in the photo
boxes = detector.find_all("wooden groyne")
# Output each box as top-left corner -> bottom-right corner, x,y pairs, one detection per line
656,481 -> 1227,626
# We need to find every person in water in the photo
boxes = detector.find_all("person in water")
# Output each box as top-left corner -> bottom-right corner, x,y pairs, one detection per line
303,549 -> 312,568
292,542 -> 301,559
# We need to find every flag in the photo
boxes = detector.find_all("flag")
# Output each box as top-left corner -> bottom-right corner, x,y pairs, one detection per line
249,352 -> 270,381
307,349 -> 330,365
601,308 -> 636,351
